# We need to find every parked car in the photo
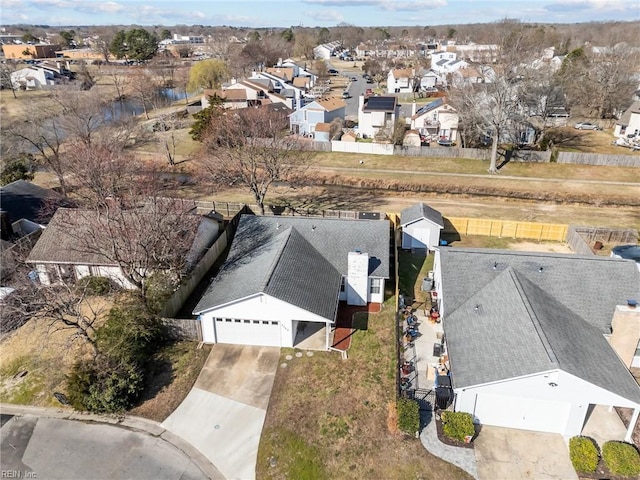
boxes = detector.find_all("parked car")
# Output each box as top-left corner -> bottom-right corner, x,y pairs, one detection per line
328,68 -> 339,75
574,122 -> 602,130
350,76 -> 357,81
341,91 -> 350,99
365,88 -> 373,96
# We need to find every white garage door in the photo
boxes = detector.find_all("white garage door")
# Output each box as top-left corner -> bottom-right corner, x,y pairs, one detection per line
473,393 -> 571,435
214,318 -> 281,347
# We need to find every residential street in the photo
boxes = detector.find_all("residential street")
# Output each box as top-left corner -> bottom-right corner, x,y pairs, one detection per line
0,413 -> 209,480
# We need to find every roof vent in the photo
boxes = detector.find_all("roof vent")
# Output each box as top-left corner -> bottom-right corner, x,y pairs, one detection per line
311,225 -> 316,231
493,262 -> 498,270
538,266 -> 544,273
276,222 -> 280,230
548,382 -> 558,387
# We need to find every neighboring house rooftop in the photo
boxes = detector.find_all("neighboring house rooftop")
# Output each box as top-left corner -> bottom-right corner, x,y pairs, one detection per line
0,180 -> 63,224
27,206 -> 210,267
400,202 -> 444,227
363,96 -> 397,113
439,248 -> 640,335
204,88 -> 247,101
257,103 -> 293,115
444,267 -> 640,405
617,100 -> 640,126
315,122 -> 331,132
391,68 -> 413,79
412,98 -> 445,119
265,67 -> 294,81
292,77 -> 309,88
315,97 -> 346,112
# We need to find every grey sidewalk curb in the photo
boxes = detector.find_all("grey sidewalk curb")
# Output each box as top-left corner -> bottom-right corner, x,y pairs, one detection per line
0,403 -> 225,480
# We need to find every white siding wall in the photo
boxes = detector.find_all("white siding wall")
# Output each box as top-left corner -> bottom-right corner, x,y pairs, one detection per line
198,294 -> 332,347
455,370 -> 640,436
402,219 -> 442,250
91,266 -> 137,289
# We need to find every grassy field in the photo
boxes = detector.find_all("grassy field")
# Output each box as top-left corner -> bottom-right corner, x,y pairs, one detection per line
257,295 -> 472,480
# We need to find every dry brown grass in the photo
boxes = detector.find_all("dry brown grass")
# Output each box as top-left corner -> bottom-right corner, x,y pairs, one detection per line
0,296 -> 112,407
129,343 -> 212,422
549,126 -> 638,155
256,298 -> 472,480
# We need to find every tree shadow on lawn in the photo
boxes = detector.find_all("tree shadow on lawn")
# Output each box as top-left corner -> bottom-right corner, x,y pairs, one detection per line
269,186 -> 384,214
134,351 -> 175,405
546,129 -> 595,150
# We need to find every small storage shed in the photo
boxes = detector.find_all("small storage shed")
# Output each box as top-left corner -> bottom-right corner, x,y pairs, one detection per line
400,202 -> 444,250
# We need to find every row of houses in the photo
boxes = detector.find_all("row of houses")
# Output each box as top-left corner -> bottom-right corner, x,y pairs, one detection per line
6,184 -> 639,443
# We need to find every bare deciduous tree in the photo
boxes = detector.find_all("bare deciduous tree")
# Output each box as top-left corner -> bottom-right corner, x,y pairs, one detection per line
198,106 -> 315,215
448,20 -> 545,173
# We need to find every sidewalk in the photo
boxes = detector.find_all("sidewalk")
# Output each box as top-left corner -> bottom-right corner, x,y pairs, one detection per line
0,403 -> 224,480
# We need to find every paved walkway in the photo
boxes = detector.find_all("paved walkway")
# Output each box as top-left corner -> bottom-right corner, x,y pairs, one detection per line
419,410 -> 478,479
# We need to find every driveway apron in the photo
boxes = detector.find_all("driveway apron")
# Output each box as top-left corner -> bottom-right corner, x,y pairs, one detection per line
162,345 -> 279,480
474,426 -> 577,480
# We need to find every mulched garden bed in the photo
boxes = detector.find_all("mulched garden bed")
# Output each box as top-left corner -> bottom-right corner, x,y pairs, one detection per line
577,459 -> 635,480
434,411 -> 476,450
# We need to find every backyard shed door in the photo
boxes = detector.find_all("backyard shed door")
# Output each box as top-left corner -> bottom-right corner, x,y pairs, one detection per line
472,393 -> 571,435
213,318 -> 281,347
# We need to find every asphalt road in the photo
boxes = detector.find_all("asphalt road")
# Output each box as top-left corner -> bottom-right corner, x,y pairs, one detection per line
0,415 -> 207,480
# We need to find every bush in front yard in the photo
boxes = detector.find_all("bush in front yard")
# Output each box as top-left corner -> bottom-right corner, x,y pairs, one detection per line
569,436 -> 600,473
441,411 -> 475,442
67,355 -> 144,413
602,441 -> 640,477
397,398 -> 420,434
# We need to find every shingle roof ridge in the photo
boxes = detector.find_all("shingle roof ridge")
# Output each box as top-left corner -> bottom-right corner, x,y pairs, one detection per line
510,269 -> 559,365
442,247 -> 622,262
260,226 -> 293,292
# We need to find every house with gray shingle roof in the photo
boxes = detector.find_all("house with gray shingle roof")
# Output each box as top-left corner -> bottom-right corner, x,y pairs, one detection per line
193,214 -> 390,349
26,207 -> 220,289
614,100 -> 640,139
400,203 -> 444,250
433,247 -> 640,440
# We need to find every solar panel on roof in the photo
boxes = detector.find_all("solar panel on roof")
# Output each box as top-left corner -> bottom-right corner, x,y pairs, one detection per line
365,96 -> 396,111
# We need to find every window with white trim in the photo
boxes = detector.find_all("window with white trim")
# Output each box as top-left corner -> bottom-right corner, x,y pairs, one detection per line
370,278 -> 381,294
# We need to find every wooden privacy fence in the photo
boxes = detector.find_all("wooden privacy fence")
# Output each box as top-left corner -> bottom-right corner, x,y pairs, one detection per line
158,206 -> 250,318
444,217 -> 569,242
556,152 -> 640,167
571,226 -> 638,244
161,317 -> 202,341
566,226 -> 595,256
159,229 -> 229,318
566,226 -> 638,256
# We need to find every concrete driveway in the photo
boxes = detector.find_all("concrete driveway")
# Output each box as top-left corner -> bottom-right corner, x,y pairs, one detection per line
474,426 -> 577,480
162,345 -> 280,480
1,414 -> 207,480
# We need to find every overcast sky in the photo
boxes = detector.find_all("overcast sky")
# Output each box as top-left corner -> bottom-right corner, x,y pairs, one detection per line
0,0 -> 637,27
